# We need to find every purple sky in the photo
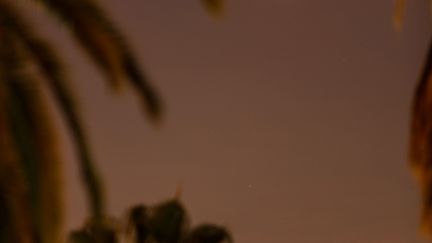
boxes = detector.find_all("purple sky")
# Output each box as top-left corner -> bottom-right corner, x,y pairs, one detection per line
26,0 -> 432,242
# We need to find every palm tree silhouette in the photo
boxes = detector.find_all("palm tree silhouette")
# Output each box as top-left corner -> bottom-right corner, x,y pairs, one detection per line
0,1 -> 230,243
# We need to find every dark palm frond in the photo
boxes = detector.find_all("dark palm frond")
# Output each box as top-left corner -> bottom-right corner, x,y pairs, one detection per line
393,0 -> 432,31
127,205 -> 150,243
0,24 -> 64,243
0,0 -> 106,219
184,224 -> 232,243
149,199 -> 188,243
33,0 -> 162,120
410,38 -> 432,235
0,31 -> 37,243
7,71 -> 64,243
201,0 -> 224,17
0,92 -> 34,243
6,71 -> 63,243
69,230 -> 93,243
0,118 -> 34,243
69,217 -> 119,243
0,1 -> 231,243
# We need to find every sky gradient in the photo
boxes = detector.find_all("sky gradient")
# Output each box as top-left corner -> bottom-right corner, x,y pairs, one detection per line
26,0 -> 432,242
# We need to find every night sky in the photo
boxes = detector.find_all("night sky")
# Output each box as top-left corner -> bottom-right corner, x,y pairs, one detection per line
25,0 -> 432,242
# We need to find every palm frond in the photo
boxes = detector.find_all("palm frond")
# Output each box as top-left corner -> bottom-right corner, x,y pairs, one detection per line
0,98 -> 34,243
201,0 -> 224,18
126,205 -> 150,243
1,25 -> 64,243
34,0 -> 162,120
0,1 -> 231,243
149,199 -> 188,243
0,0 -> 105,219
0,32 -> 35,243
9,74 -> 63,243
410,38 -> 432,235
69,217 -> 119,243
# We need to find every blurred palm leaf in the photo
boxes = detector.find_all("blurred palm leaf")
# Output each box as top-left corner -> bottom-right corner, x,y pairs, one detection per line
126,199 -> 232,243
149,199 -> 188,243
201,0 -> 224,18
0,0 -> 161,241
0,74 -> 34,243
0,28 -> 55,243
69,218 -> 118,243
127,205 -> 150,243
34,0 -> 162,120
0,0 -> 105,223
0,0 -> 226,243
410,39 -> 432,236
394,0 -> 432,236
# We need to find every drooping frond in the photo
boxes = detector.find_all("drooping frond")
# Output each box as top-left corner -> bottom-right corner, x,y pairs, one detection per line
0,29 -> 36,243
0,1 -> 231,243
0,97 -> 34,243
33,0 -> 162,121
0,0 -> 105,219
0,88 -> 34,243
410,38 -> 432,236
0,20 -> 65,243
6,69 -> 63,243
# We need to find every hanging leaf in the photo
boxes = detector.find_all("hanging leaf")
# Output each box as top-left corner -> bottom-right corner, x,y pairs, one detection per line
410,40 -> 432,235
33,0 -> 163,121
0,0 -> 106,220
7,74 -> 63,243
69,230 -> 93,243
0,32 -> 35,243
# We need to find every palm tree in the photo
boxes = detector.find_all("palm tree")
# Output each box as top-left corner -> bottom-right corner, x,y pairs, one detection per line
0,0 -> 229,243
